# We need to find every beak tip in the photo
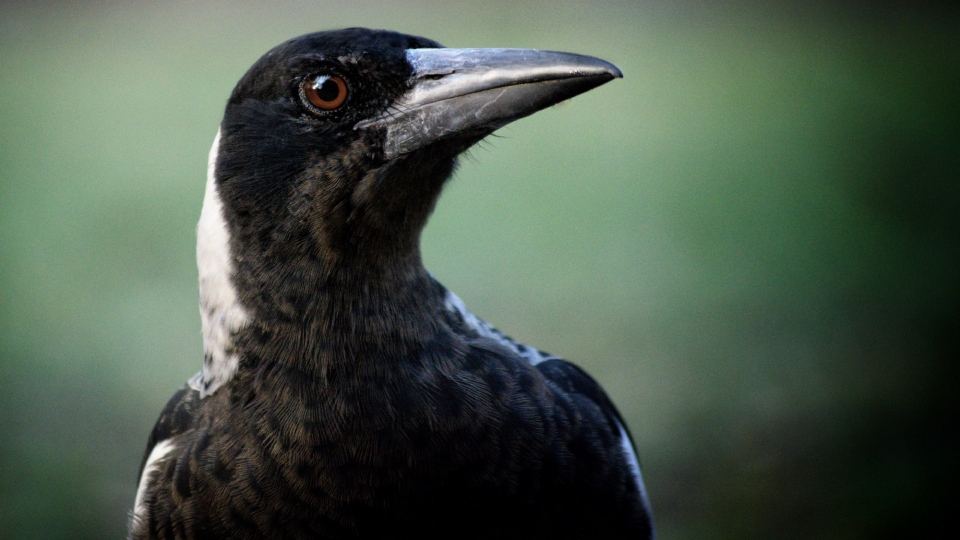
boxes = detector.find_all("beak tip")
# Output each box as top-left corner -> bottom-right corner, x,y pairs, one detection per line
594,59 -> 623,80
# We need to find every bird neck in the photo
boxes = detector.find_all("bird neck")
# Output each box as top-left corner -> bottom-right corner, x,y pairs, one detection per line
237,250 -> 449,375
199,236 -> 448,395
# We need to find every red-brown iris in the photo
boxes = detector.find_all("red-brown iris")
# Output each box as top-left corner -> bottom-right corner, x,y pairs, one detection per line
301,75 -> 348,111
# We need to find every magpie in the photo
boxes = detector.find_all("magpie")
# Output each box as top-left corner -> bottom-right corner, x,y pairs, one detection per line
130,28 -> 653,540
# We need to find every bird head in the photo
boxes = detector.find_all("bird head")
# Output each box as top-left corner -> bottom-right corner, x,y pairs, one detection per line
211,28 -> 620,275
196,29 -> 620,387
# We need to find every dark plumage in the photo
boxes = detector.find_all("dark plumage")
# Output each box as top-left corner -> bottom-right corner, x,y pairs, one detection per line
130,28 -> 653,540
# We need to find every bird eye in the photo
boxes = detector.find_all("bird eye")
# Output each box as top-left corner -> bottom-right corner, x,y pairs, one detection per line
301,75 -> 348,111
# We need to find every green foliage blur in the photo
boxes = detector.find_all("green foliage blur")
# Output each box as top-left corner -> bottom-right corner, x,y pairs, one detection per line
1,1 -> 957,538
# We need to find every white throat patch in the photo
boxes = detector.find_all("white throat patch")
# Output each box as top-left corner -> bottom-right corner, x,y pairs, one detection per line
195,129 -> 250,398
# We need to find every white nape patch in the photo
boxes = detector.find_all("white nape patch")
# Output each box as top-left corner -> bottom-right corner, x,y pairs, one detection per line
132,439 -> 176,525
443,290 -> 558,365
617,420 -> 654,519
196,129 -> 250,398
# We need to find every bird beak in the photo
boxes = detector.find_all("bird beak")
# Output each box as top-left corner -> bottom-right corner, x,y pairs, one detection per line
356,48 -> 622,158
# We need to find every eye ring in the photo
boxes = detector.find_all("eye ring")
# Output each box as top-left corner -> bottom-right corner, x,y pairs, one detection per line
300,74 -> 349,111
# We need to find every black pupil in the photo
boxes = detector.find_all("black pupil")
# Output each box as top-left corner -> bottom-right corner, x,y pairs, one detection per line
315,78 -> 340,101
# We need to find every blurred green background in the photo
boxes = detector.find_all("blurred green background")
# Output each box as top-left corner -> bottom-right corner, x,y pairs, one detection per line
1,1 -> 957,538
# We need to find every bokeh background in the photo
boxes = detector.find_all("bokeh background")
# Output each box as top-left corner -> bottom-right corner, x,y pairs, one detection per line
1,1 -> 957,538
